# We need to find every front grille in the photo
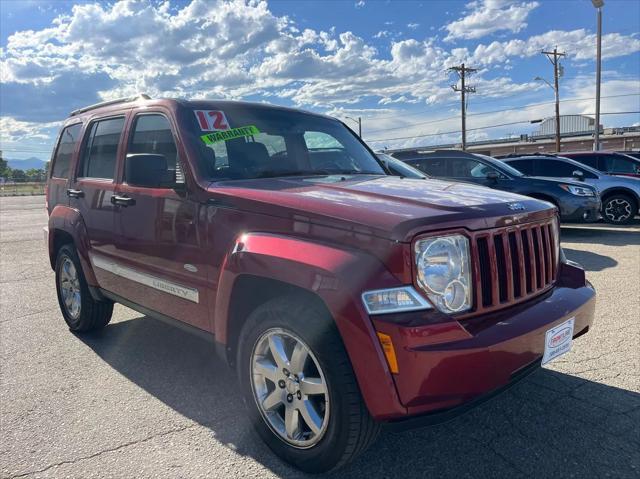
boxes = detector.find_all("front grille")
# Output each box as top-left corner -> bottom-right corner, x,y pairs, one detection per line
470,219 -> 558,314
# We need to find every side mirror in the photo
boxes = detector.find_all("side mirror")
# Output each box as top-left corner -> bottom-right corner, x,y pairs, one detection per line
572,170 -> 585,181
486,170 -> 499,181
125,153 -> 175,188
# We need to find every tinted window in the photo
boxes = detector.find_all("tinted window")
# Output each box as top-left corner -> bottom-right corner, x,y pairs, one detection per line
571,154 -> 599,169
128,114 -> 177,168
410,158 -> 447,177
51,123 -> 82,178
507,159 -> 535,175
449,158 -> 501,178
537,159 -> 590,178
603,155 -> 639,174
79,117 -> 125,179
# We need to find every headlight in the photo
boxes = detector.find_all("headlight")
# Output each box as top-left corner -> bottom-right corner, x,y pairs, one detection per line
414,234 -> 472,314
560,184 -> 595,196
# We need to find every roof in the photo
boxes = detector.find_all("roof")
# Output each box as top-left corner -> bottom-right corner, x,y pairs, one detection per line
68,95 -> 333,121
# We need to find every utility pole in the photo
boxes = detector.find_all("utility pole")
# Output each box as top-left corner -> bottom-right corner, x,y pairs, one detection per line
541,47 -> 566,152
449,63 -> 477,150
592,0 -> 604,150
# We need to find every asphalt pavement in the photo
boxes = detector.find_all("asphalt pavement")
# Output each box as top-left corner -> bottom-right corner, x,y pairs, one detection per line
1,195 -> 639,478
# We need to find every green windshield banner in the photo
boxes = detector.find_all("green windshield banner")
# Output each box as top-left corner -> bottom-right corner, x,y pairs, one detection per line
200,125 -> 260,145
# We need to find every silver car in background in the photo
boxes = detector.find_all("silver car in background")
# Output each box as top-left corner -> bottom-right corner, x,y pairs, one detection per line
503,155 -> 640,224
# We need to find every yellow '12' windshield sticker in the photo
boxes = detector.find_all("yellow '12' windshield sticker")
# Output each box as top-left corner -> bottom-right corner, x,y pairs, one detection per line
200,125 -> 260,145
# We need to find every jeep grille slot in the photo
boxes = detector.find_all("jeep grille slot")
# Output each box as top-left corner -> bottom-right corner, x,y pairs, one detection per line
472,219 -> 557,315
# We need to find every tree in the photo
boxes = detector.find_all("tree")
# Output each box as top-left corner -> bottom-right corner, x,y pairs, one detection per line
0,156 -> 10,178
11,169 -> 26,180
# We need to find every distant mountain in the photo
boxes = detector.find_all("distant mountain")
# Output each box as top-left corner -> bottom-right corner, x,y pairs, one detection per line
6,157 -> 47,170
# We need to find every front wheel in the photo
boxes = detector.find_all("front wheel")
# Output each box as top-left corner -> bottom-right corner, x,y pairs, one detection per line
237,296 -> 379,473
602,194 -> 637,224
55,244 -> 113,332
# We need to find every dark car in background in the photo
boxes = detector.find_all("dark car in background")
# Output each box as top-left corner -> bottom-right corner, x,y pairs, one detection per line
502,155 -> 640,224
390,150 -> 600,223
377,153 -> 427,179
559,151 -> 640,178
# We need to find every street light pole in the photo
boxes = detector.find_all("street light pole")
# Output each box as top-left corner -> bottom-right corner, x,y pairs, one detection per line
592,0 -> 604,151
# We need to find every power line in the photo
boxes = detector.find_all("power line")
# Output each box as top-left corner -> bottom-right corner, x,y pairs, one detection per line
365,110 -> 640,143
363,93 -> 640,135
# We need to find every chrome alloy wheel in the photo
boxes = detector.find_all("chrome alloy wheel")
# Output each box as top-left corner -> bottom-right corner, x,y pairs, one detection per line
59,257 -> 81,319
604,198 -> 632,223
250,328 -> 330,448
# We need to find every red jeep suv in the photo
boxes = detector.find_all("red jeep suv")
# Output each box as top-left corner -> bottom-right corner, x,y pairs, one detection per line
45,96 -> 596,472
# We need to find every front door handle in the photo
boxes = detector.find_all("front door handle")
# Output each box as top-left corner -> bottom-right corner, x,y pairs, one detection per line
66,189 -> 84,198
111,195 -> 136,207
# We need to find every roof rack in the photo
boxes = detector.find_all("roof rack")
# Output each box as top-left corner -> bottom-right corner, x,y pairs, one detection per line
69,94 -> 151,117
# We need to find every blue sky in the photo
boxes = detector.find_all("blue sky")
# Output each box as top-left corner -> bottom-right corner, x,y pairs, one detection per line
1,0 -> 639,161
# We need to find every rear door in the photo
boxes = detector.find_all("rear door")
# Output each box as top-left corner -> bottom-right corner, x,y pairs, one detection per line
70,115 -> 125,293
110,111 -> 210,330
47,123 -> 83,212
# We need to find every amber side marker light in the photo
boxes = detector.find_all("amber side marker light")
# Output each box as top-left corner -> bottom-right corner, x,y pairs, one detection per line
377,332 -> 399,374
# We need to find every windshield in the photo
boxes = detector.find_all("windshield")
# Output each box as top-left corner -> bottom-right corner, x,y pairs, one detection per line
187,105 -> 385,180
474,153 -> 524,177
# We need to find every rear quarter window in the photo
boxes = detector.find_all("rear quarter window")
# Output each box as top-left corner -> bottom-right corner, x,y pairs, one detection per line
51,123 -> 82,179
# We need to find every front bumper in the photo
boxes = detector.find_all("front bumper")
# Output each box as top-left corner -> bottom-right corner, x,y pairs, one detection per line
370,262 -> 596,420
559,196 -> 601,222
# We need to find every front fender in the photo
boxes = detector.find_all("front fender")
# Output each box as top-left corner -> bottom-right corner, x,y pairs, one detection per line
215,232 -> 408,419
48,205 -> 98,286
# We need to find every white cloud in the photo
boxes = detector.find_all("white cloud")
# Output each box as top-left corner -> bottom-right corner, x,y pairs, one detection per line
445,0 -> 539,41
0,0 -> 638,154
407,23 -> 419,30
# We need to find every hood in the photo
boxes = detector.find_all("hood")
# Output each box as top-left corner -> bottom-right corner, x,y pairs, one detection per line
208,175 -> 556,242
525,176 -> 596,189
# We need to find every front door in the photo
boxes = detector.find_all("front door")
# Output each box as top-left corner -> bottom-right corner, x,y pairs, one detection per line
110,112 -> 210,331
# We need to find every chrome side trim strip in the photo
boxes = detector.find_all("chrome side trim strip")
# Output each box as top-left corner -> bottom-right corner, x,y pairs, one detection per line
90,254 -> 199,303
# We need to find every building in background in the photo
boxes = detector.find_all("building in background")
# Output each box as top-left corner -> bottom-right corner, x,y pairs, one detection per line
533,114 -> 600,136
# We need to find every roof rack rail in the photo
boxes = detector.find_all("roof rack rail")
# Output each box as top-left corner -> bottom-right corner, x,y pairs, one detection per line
69,94 -> 151,117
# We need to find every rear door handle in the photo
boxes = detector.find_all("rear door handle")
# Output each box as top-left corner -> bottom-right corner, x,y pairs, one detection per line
111,195 -> 136,207
66,189 -> 84,198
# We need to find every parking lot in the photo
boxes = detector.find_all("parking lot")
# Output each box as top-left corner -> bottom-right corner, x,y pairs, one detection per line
1,195 -> 639,478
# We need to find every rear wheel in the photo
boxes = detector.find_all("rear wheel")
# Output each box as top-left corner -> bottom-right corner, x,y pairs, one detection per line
55,244 -> 113,332
237,296 -> 379,473
602,194 -> 636,224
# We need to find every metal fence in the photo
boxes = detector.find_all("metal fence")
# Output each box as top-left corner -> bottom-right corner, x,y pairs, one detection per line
0,180 -> 46,196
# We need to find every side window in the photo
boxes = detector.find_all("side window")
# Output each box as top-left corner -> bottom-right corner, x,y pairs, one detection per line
128,114 -> 177,169
412,158 -> 447,177
537,160 -> 580,177
79,117 -> 125,179
572,154 -> 598,169
449,158 -> 500,178
603,155 -> 638,174
51,123 -> 82,178
507,159 -> 534,175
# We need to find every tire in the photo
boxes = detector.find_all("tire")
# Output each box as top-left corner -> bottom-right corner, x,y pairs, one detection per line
237,296 -> 380,473
602,194 -> 637,225
55,244 -> 113,332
